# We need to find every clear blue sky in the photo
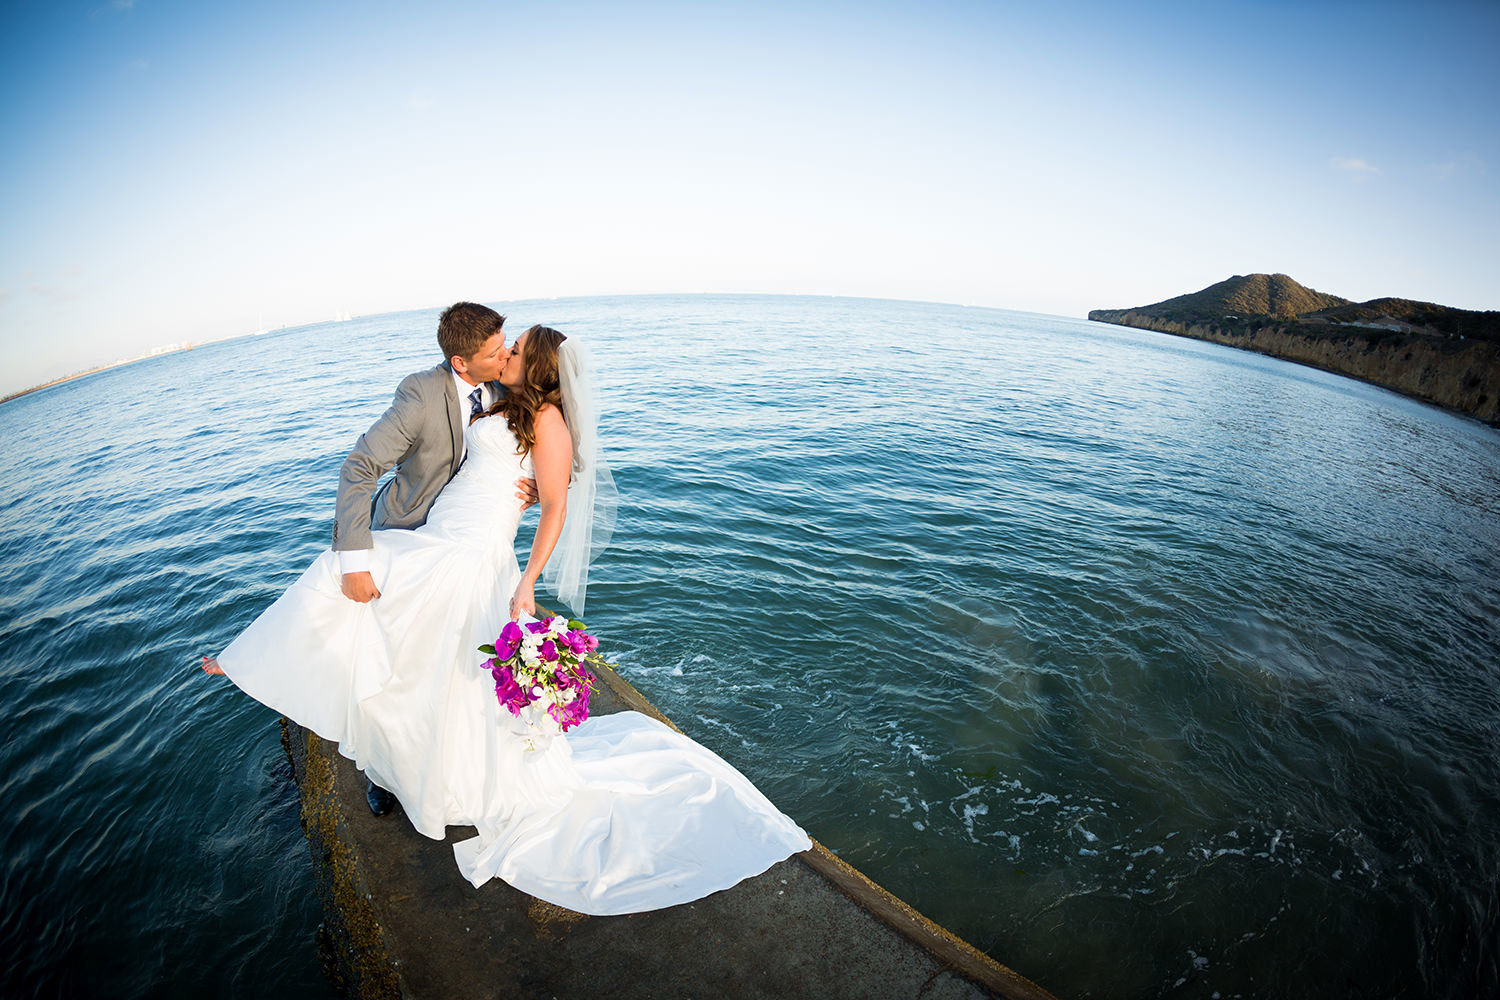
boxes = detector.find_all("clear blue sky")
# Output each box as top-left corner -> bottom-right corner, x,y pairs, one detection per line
2,0 -> 1497,395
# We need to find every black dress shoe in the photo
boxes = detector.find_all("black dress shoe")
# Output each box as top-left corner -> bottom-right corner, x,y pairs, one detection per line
366,779 -> 397,817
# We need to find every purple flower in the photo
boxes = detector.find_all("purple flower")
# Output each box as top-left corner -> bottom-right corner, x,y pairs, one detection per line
496,621 -> 523,658
546,684 -> 591,731
538,639 -> 558,662
493,668 -> 526,715
525,620 -> 549,634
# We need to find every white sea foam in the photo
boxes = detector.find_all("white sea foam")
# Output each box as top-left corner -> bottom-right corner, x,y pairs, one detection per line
962,802 -> 989,842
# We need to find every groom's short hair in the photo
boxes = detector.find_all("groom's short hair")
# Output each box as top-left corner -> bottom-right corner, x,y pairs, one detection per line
438,302 -> 506,362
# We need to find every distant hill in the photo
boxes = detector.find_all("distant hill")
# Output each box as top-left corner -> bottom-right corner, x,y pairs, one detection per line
1088,274 -> 1500,424
1128,273 -> 1350,323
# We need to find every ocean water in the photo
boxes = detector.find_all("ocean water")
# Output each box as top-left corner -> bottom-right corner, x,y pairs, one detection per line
1,294 -> 1497,999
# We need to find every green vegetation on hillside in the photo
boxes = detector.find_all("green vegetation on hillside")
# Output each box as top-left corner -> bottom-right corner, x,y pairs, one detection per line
1305,298 -> 1500,343
1086,274 -> 1500,424
1135,273 -> 1348,323
1091,273 -> 1498,344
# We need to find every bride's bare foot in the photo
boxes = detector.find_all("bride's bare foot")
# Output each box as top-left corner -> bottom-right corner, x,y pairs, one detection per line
201,655 -> 225,676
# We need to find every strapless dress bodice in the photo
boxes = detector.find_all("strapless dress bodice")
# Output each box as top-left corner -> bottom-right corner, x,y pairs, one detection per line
420,415 -> 532,547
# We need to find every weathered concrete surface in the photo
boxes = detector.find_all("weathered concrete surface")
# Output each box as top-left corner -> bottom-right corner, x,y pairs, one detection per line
1087,309 -> 1500,425
282,663 -> 1056,1000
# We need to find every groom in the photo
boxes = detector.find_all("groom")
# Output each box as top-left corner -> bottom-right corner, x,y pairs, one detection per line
331,300 -> 518,816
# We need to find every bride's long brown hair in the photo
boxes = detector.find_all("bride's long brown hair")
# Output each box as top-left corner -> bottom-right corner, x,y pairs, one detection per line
484,324 -> 566,457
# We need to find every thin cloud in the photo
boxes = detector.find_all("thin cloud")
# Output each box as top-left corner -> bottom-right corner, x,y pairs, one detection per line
90,0 -> 135,19
27,284 -> 79,304
1429,155 -> 1483,180
1331,157 -> 1380,175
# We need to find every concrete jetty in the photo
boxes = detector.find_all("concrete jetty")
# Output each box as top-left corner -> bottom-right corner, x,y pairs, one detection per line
280,660 -> 1056,999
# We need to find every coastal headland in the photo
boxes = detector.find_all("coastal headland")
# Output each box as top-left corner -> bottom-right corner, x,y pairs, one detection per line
281,654 -> 1056,1000
1088,273 -> 1500,425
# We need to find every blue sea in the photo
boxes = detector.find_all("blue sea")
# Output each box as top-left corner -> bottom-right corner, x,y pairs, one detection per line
2,294 -> 1497,998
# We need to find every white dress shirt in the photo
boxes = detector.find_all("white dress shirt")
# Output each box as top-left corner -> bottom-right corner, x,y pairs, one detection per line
452,371 -> 496,459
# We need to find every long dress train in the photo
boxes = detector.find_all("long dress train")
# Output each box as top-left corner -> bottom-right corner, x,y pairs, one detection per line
215,414 -> 810,915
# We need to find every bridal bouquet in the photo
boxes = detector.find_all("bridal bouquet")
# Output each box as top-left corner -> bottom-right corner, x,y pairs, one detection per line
479,615 -> 600,746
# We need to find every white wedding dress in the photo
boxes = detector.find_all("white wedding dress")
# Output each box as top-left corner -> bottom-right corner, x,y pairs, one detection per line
216,414 -> 810,915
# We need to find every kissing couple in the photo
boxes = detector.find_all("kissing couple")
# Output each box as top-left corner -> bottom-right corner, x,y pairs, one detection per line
204,302 -> 809,915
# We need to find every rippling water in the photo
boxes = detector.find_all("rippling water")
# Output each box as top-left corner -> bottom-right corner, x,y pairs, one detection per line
2,295 -> 1497,998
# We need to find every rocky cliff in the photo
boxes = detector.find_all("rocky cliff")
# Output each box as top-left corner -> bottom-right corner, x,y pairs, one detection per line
1089,275 -> 1500,425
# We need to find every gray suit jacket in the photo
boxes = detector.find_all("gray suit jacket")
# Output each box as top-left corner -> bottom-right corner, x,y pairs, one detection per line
331,363 -> 499,553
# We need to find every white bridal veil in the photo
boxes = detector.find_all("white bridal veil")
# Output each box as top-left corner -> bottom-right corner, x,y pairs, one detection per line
542,337 -> 617,616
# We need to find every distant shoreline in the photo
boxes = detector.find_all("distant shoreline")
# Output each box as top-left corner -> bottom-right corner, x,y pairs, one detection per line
0,323 -> 299,406
0,343 -> 198,407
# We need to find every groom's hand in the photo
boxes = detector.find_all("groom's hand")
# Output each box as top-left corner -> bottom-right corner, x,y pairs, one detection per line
516,476 -> 539,511
341,571 -> 381,603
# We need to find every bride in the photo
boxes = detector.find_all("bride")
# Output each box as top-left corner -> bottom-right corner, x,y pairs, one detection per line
205,324 -> 810,915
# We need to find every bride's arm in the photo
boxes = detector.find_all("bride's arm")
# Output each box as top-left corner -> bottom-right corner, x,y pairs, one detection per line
510,404 -> 573,619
